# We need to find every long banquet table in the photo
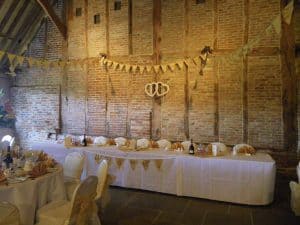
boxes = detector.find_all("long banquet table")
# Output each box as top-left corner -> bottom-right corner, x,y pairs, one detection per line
32,142 -> 276,205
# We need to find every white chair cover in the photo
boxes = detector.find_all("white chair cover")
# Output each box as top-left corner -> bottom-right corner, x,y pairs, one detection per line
157,139 -> 171,150
0,202 -> 20,225
96,160 -> 108,201
63,152 -> 85,200
36,176 -> 100,225
290,181 -> 300,216
63,152 -> 84,180
136,138 -> 149,149
114,137 -> 127,146
94,136 -> 108,146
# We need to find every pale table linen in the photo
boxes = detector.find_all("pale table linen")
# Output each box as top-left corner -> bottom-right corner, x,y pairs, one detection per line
32,143 -> 276,205
0,166 -> 66,225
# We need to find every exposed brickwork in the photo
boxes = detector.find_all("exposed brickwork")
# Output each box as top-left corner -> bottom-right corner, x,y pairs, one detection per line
8,0 -> 299,151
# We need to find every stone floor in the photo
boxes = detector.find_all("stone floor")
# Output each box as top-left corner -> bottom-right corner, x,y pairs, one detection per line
101,172 -> 300,225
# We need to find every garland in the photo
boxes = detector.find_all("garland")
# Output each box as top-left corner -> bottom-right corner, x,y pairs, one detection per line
0,0 -> 293,76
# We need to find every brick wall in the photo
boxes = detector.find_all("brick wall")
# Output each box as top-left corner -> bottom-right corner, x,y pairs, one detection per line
11,0 -> 299,150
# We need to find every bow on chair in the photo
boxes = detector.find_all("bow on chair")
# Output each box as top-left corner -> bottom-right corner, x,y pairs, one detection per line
94,154 -> 101,164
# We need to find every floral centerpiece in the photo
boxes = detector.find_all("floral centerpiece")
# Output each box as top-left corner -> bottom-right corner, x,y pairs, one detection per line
0,89 -> 15,128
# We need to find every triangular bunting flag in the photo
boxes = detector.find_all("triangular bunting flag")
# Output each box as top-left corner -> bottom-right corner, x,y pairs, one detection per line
146,65 -> 153,73
131,65 -> 138,73
94,154 -> 102,164
272,15 -> 281,35
42,60 -> 50,69
107,60 -> 113,68
125,64 -> 131,72
282,0 -> 294,25
265,24 -> 273,35
129,159 -> 138,170
139,66 -> 146,74
115,158 -> 125,169
168,63 -> 176,72
7,53 -> 17,66
142,160 -> 150,170
192,56 -> 200,66
0,51 -> 5,60
113,62 -> 119,70
161,65 -> 168,73
176,61 -> 185,70
183,59 -> 190,67
154,159 -> 163,170
119,64 -> 125,71
100,56 -> 105,64
16,56 -> 25,66
27,58 -> 36,67
104,156 -> 112,166
153,65 -> 161,74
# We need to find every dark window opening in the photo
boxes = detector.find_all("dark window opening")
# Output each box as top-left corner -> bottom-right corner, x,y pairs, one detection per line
76,8 -> 82,17
114,1 -> 121,10
94,14 -> 100,24
196,0 -> 205,4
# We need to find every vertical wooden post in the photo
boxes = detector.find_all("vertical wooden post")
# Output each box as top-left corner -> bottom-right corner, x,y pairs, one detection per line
105,0 -> 110,136
243,0 -> 249,143
281,0 -> 297,151
183,0 -> 190,139
84,0 -> 89,134
213,0 -> 219,140
128,0 -> 133,55
151,0 -> 162,140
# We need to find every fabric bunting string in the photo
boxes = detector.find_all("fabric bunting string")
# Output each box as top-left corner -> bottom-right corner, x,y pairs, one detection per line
0,0 -> 294,76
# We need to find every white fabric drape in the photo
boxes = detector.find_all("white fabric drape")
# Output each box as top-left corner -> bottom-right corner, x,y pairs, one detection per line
32,143 -> 276,205
0,166 -> 66,225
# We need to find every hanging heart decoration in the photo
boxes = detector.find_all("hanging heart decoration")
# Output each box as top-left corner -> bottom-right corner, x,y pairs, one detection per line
145,82 -> 170,98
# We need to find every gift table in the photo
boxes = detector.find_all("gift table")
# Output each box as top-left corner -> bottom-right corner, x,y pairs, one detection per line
32,143 -> 276,205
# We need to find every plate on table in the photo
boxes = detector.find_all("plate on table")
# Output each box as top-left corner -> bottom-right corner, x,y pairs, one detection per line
47,167 -> 58,173
7,176 -> 28,184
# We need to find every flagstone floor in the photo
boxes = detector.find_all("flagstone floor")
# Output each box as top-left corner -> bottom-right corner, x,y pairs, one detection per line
101,171 -> 300,225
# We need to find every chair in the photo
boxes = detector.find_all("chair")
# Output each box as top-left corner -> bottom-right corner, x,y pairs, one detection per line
0,202 -> 20,225
290,181 -> 300,216
36,176 -> 100,225
63,152 -> 85,200
95,160 -> 108,201
157,139 -> 171,150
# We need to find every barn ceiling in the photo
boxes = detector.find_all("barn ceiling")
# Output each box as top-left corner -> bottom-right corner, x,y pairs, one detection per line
0,0 -> 58,72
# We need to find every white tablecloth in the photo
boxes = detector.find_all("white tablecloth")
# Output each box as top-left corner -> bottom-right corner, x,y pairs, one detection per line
0,166 -> 66,225
32,143 -> 276,205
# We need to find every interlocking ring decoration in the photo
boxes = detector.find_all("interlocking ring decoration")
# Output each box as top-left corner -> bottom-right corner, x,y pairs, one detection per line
145,82 -> 170,98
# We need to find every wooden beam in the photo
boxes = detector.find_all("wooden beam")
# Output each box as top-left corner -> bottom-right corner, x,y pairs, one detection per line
128,0 -> 133,55
213,0 -> 219,140
296,44 -> 300,57
242,0 -> 249,143
281,0 -> 297,151
36,0 -> 67,39
184,0 -> 189,139
152,0 -> 162,140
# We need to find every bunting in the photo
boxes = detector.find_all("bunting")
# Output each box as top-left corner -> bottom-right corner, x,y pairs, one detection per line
0,1 -> 294,76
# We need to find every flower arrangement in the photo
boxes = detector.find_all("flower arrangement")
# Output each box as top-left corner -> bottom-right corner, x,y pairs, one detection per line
0,89 -> 15,128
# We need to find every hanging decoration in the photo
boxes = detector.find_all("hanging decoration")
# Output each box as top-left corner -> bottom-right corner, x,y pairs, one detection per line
0,0 -> 293,76
144,82 -> 170,98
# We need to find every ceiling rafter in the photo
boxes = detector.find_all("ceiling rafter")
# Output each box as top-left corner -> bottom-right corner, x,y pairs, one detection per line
36,0 -> 67,39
